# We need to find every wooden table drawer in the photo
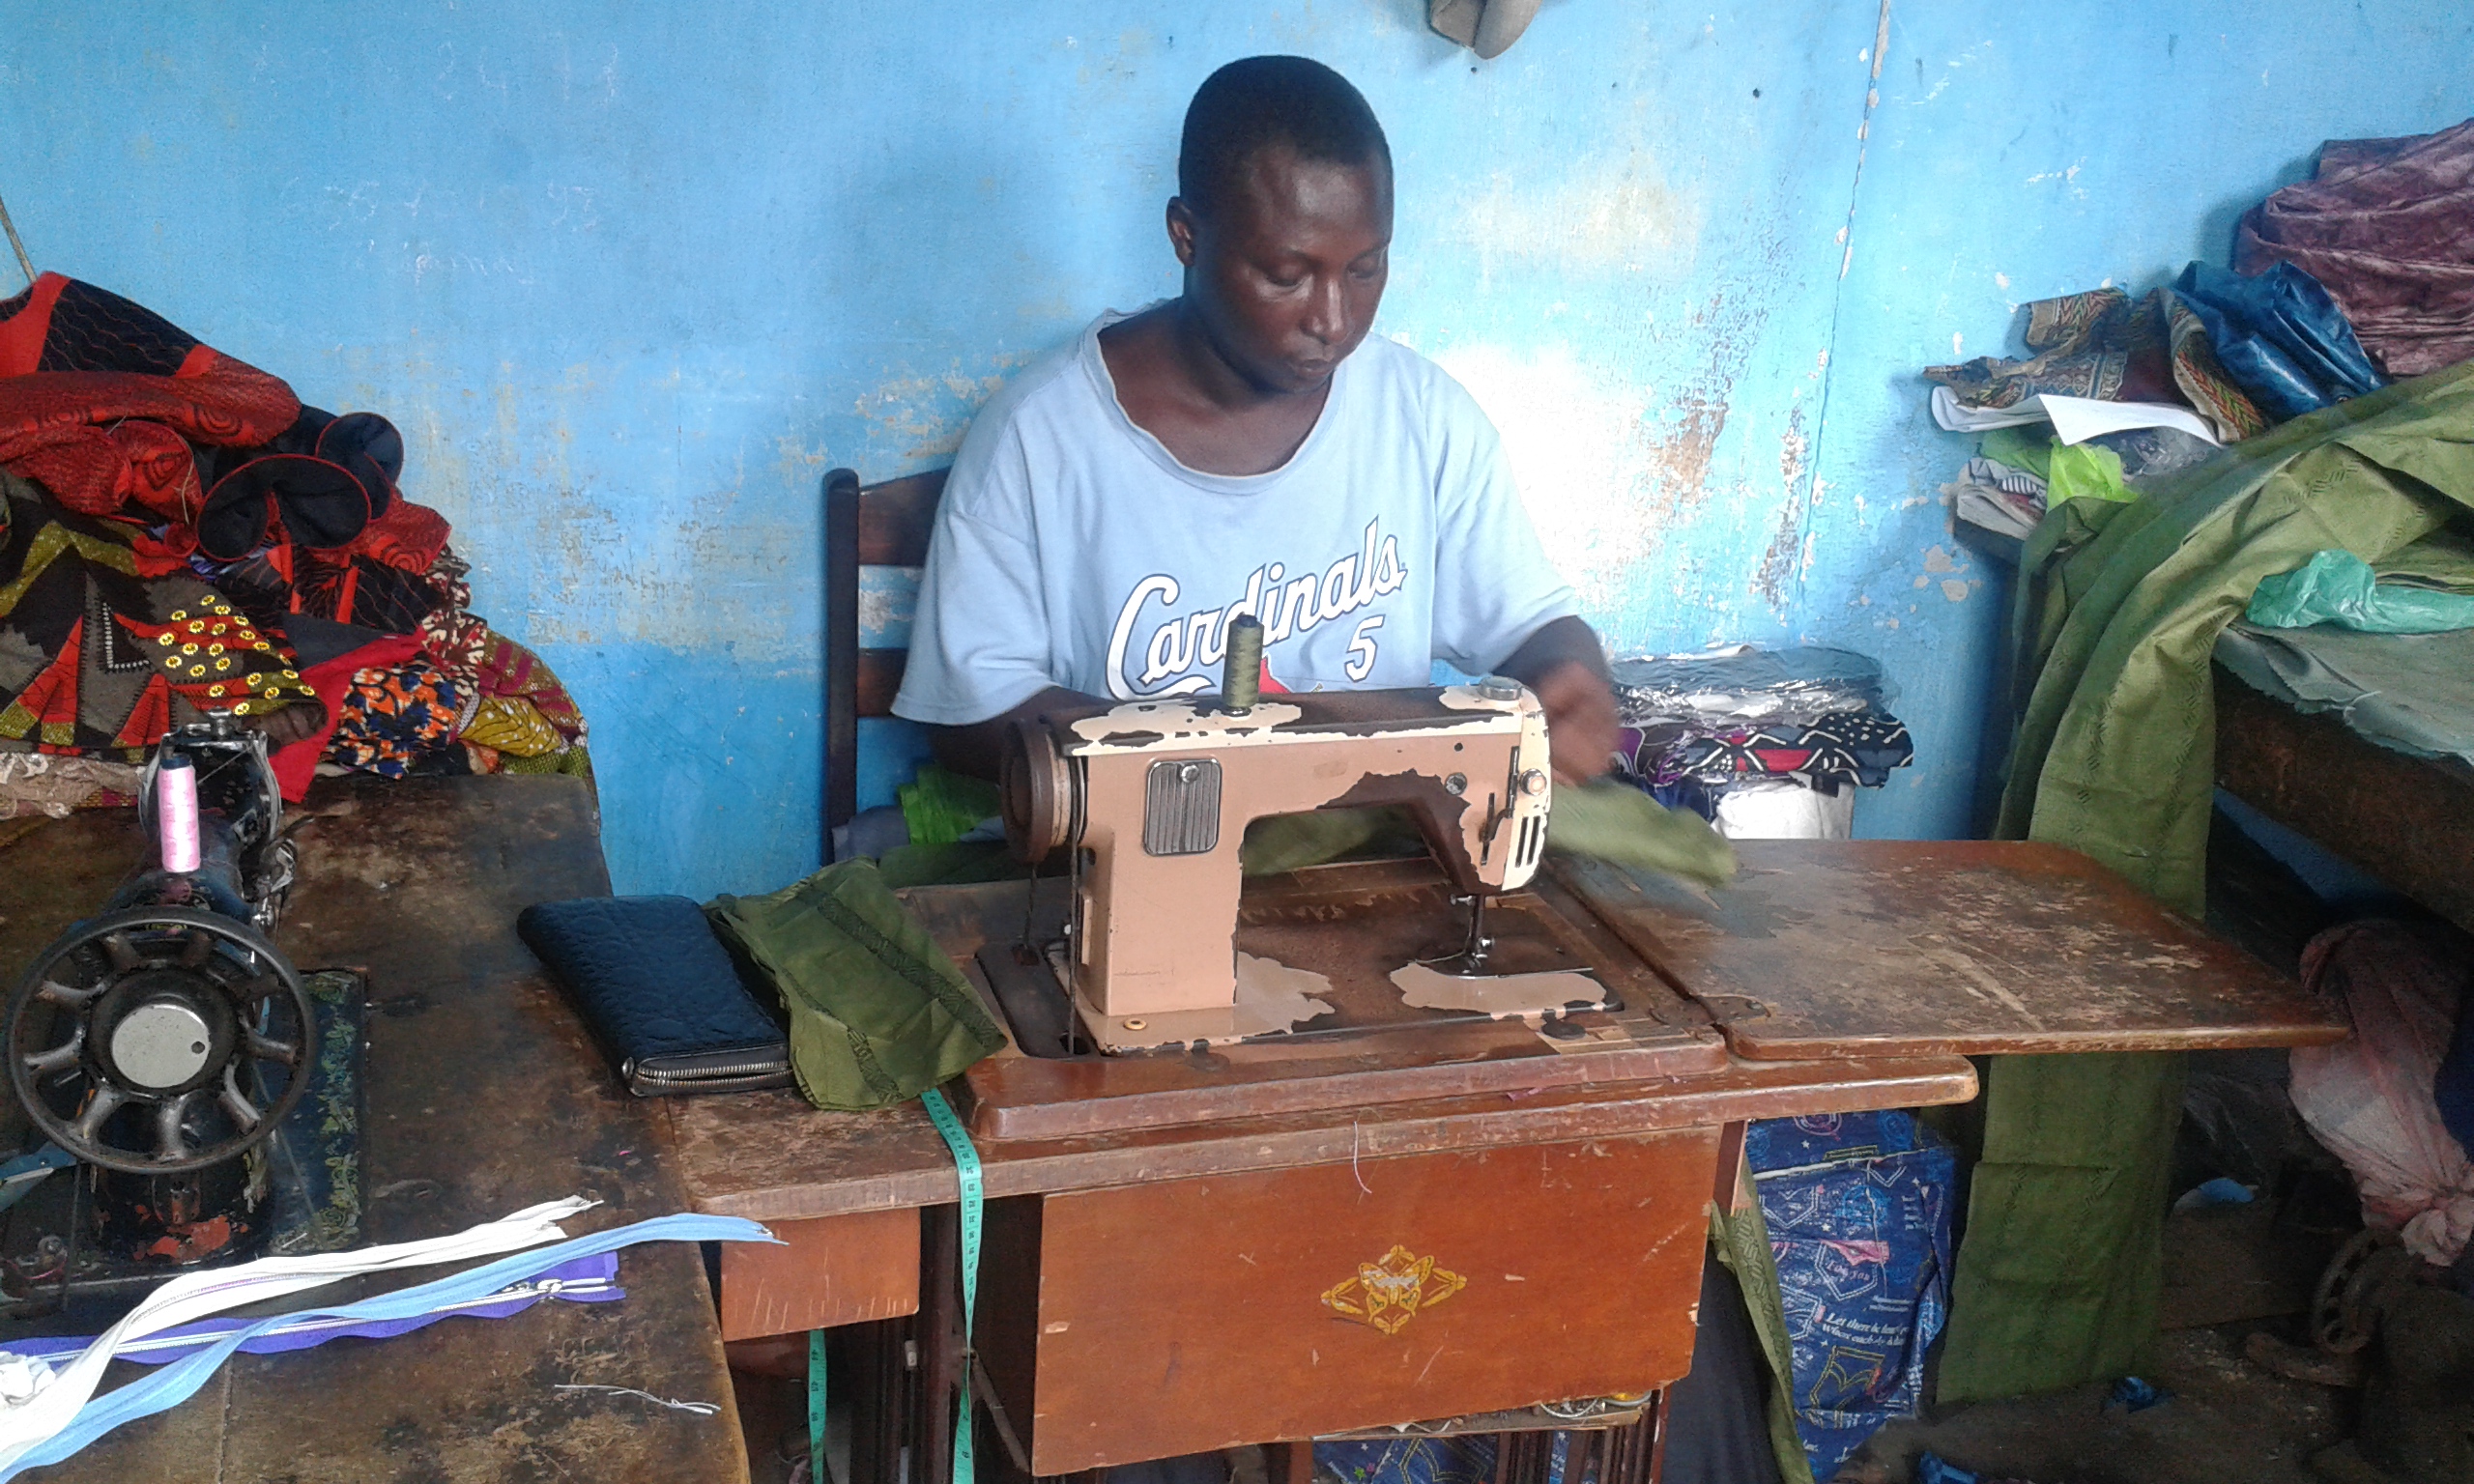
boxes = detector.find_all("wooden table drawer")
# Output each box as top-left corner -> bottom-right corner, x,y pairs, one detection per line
719,1208 -> 920,1341
981,1129 -> 1718,1474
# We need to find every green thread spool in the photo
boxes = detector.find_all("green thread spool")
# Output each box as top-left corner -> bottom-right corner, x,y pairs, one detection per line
1223,614 -> 1264,712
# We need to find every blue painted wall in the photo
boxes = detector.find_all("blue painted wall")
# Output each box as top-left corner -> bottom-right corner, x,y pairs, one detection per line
4,3 -> 2468,894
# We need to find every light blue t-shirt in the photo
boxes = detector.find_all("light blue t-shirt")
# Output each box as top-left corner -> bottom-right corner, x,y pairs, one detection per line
891,310 -> 1578,727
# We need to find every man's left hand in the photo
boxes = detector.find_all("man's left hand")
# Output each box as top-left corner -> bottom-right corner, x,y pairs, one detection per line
1529,660 -> 1621,785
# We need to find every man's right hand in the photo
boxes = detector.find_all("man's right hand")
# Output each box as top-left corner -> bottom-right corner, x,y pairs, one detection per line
1527,660 -> 1622,785
1495,614 -> 1622,785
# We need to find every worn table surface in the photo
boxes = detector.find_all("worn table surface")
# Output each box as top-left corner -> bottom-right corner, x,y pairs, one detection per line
935,865 -> 1736,1142
1554,842 -> 2348,1059
660,870 -> 1979,1223
0,777 -> 745,1484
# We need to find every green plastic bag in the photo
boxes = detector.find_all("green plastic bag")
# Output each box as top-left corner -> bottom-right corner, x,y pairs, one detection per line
2247,549 -> 2474,633
1978,426 -> 2055,480
707,860 -> 1005,1111
2044,440 -> 2134,504
898,763 -> 1002,846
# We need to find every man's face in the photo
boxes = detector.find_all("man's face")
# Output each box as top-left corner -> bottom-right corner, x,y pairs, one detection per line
1172,144 -> 1394,396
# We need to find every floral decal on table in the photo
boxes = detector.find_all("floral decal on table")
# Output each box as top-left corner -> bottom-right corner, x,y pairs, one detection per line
1320,1245 -> 1467,1335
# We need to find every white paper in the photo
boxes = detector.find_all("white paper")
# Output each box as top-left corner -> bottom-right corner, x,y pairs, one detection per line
2039,394 -> 2221,447
1930,385 -> 2221,446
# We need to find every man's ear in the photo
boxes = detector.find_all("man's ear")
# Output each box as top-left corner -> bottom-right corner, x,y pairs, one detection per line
1165,197 -> 1200,269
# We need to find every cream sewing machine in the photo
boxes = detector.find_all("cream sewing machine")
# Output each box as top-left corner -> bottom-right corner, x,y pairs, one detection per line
994,620 -> 1611,1054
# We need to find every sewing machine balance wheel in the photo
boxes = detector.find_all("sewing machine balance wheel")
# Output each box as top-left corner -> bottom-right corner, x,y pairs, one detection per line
1000,717 -> 1075,862
5,905 -> 316,1176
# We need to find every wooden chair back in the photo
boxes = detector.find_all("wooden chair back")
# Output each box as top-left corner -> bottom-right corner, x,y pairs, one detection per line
822,465 -> 948,850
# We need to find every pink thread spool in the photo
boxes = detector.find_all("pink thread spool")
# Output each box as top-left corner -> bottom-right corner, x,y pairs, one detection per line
158,754 -> 202,874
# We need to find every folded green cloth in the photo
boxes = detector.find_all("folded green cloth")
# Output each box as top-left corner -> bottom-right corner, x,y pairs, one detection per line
874,840 -> 1026,890
1973,357 -> 2474,1404
1239,808 -> 1397,876
707,860 -> 1005,1111
1236,782 -> 1737,888
1547,780 -> 1738,887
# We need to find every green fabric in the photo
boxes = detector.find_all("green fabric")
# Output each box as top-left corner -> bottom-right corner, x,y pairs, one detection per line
1952,358 -> 2474,1402
899,763 -> 1002,847
1710,1171 -> 1817,1484
2374,528 -> 2474,591
1938,1052 -> 2186,1402
873,840 -> 1027,890
2247,549 -> 2474,632
1546,780 -> 1738,887
500,744 -> 593,783
1999,358 -> 2474,914
1237,784 -> 1738,887
707,860 -> 1005,1111
2044,440 -> 2133,503
1240,807 -> 1398,876
1978,426 -> 2054,480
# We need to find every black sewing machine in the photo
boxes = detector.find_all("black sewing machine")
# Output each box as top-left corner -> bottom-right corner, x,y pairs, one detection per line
0,718 -> 349,1315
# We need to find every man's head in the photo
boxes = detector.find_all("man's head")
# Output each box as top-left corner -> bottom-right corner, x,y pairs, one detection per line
1170,56 -> 1394,396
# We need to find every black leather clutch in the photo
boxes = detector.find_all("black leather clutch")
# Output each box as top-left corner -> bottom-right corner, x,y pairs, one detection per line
517,895 -> 792,1096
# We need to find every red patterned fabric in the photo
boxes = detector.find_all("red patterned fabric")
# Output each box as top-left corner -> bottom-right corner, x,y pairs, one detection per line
417,552 -> 485,677
0,274 -> 300,519
348,498 -> 452,573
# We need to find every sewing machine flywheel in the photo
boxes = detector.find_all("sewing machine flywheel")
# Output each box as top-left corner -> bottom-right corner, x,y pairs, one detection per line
5,907 -> 315,1175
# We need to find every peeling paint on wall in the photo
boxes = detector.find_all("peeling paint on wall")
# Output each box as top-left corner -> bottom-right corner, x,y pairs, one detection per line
1749,404 -> 1815,610
1452,143 -> 1704,284
1431,286 -> 1772,621
854,363 -> 1015,461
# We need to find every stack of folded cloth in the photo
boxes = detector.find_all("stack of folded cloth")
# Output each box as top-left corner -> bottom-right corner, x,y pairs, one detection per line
0,273 -> 590,807
1924,225 -> 2405,545
1609,645 -> 1913,840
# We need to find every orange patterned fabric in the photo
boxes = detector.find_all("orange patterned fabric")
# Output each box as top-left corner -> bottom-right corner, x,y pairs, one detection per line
327,655 -> 475,778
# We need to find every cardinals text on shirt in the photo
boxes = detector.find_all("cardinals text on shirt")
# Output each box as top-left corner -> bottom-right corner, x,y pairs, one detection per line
1105,519 -> 1410,698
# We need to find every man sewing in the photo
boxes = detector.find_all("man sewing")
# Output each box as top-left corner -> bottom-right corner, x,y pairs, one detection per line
893,55 -> 1620,784
893,56 -> 1778,1484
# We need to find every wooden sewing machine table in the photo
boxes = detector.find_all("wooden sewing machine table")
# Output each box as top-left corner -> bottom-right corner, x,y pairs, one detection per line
659,839 -> 2342,1479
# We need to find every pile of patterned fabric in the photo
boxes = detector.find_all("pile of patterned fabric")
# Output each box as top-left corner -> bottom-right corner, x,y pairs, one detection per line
1608,645 -> 1912,840
0,273 -> 588,820
2240,117 -> 2474,381
1931,117 -> 2474,547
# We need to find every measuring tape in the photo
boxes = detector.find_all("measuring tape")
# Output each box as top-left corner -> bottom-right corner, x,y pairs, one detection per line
921,1086 -> 983,1484
807,1328 -> 828,1482
807,1088 -> 983,1484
